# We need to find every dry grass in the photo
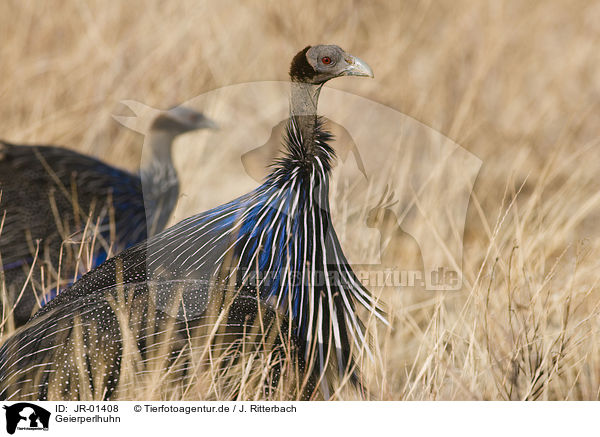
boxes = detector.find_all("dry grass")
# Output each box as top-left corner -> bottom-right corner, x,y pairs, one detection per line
10,281 -> 319,401
1,0 -> 600,400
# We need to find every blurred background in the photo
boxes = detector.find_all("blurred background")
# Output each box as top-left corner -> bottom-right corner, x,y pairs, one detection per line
1,0 -> 600,400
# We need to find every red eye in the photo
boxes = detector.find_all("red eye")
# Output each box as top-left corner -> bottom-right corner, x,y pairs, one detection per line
321,56 -> 332,65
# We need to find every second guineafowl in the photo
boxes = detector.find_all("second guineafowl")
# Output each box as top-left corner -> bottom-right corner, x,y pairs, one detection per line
0,107 -> 217,326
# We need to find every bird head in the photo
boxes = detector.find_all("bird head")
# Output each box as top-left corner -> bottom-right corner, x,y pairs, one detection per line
150,106 -> 218,135
289,45 -> 374,84
113,101 -> 217,136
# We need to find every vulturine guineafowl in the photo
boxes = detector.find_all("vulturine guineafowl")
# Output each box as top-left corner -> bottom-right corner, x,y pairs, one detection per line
0,107 -> 217,326
0,45 -> 386,401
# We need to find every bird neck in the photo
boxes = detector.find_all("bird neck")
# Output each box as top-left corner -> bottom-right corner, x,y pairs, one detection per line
140,130 -> 178,185
140,129 -> 179,236
142,130 -> 177,166
289,82 -> 323,155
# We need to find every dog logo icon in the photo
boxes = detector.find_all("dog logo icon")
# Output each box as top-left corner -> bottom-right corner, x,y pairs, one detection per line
3,403 -> 50,434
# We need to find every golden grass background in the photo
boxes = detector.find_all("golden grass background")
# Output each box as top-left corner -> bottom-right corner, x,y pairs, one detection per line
1,0 -> 600,400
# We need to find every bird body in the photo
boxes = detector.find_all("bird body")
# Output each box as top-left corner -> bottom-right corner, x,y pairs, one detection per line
0,107 -> 216,326
0,45 -> 384,400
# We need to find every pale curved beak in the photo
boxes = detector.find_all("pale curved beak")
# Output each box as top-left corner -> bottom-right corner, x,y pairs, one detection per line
343,55 -> 374,78
199,115 -> 219,130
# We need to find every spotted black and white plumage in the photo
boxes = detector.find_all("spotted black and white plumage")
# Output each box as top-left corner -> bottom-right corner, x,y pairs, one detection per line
0,45 -> 384,400
0,108 -> 216,326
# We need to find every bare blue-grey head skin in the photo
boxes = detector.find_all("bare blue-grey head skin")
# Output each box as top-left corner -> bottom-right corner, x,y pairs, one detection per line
288,45 -> 373,155
145,106 -> 218,163
289,45 -> 374,84
0,46 -> 383,401
150,106 -> 219,134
